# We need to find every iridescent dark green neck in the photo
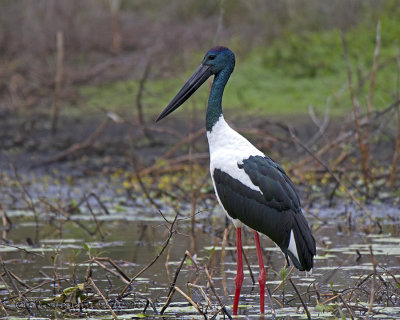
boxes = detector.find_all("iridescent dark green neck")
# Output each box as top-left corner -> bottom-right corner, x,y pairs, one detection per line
206,69 -> 231,131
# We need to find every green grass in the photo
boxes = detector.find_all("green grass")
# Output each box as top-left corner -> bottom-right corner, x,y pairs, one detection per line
77,10 -> 400,120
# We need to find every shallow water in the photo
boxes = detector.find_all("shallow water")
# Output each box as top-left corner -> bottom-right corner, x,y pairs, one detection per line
1,172 -> 400,319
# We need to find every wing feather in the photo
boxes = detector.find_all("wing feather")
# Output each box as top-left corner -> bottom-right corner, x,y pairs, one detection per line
213,155 -> 315,271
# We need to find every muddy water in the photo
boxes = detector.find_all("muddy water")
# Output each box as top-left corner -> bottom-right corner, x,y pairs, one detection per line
1,173 -> 400,319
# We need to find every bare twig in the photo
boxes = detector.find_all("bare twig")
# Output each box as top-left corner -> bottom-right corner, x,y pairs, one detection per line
291,99 -> 400,173
52,250 -> 61,294
242,247 -> 255,284
290,128 -> 376,223
0,256 -> 29,314
0,296 -> 8,316
342,31 -> 370,187
139,127 -> 205,177
119,213 -> 178,297
187,283 -> 213,307
306,99 -> 330,147
0,241 -> 43,257
167,252 -> 187,297
339,294 -> 355,320
86,200 -> 106,240
8,270 -> 31,290
128,137 -> 163,213
272,266 -> 294,294
39,197 -> 98,236
11,164 -> 39,243
185,250 -> 201,272
205,266 -> 233,320
51,30 -> 64,134
87,192 -> 110,215
42,116 -> 111,165
367,21 -> 381,119
1,204 -> 12,232
174,286 -> 207,319
92,258 -> 130,284
109,0 -> 121,55
89,277 -> 118,320
213,0 -> 225,44
289,277 -> 311,320
389,41 -> 400,187
136,61 -> 151,138
366,245 -> 378,319
160,286 -> 176,314
135,292 -> 158,314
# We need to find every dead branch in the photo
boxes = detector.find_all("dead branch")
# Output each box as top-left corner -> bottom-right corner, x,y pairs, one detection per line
341,31 -> 370,187
291,99 -> 400,174
39,197 -> 98,236
11,164 -> 39,243
0,241 -> 43,257
109,0 -> 121,55
366,245 -> 378,319
87,192 -> 110,215
1,204 -> 12,233
272,266 -> 294,294
128,138 -> 163,213
167,252 -> 187,297
338,294 -> 355,320
0,256 -> 31,315
119,213 -> 178,297
187,283 -> 213,308
41,116 -> 111,166
86,200 -> 106,240
0,297 -> 7,316
367,21 -> 381,121
89,277 -> 118,320
51,31 -> 64,134
161,251 -> 189,314
290,128 -> 376,223
306,99 -> 330,147
389,41 -> 400,187
289,277 -> 311,320
242,246 -> 255,284
160,285 -> 176,314
185,250 -> 201,272
136,61 -> 151,138
204,266 -> 233,320
92,258 -> 130,284
7,270 -> 31,290
138,127 -> 206,177
134,292 -> 158,314
174,286 -> 207,319
96,257 -> 130,281
139,152 -> 209,176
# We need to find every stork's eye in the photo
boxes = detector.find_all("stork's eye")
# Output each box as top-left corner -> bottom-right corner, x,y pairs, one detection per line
208,55 -> 216,60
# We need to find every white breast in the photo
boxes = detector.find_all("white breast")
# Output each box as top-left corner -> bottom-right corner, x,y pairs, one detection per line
206,115 -> 265,226
207,115 -> 264,188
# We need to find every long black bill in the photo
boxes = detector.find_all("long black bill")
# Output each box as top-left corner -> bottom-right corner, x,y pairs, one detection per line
156,64 -> 212,121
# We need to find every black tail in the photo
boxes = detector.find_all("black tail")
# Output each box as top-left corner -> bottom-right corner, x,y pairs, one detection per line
290,213 -> 316,271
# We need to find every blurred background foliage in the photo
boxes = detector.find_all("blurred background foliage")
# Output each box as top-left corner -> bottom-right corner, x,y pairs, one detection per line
0,0 -> 399,118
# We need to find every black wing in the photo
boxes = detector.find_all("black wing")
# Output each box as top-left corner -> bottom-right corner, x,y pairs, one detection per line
213,155 -> 315,271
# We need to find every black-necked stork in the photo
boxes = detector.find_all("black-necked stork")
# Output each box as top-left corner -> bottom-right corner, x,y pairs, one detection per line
156,46 -> 316,315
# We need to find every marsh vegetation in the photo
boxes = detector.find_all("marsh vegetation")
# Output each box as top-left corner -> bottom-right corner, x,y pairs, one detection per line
1,1 -> 400,318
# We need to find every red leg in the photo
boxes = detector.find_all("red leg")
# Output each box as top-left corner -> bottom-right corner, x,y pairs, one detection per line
233,227 -> 244,315
254,231 -> 266,314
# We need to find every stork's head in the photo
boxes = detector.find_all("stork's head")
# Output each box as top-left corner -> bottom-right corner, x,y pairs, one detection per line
201,46 -> 235,75
156,46 -> 235,122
